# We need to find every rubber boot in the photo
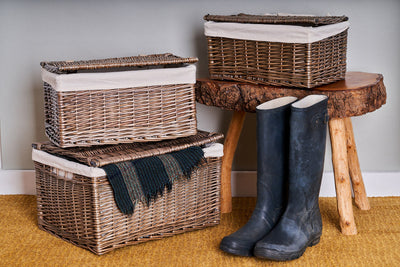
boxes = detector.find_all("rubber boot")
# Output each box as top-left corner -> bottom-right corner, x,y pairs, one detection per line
253,95 -> 329,261
219,96 -> 297,256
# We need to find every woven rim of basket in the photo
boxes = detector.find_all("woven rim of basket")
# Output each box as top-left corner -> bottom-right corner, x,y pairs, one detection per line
204,13 -> 348,26
40,53 -> 198,74
32,130 -> 224,167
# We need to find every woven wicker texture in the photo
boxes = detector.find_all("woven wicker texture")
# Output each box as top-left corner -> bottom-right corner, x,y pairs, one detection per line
41,53 -> 198,74
204,13 -> 348,26
205,14 -> 348,88
41,53 -> 199,147
33,130 -> 223,167
43,81 -> 197,147
2,196 -> 399,265
34,156 -> 221,255
207,31 -> 347,88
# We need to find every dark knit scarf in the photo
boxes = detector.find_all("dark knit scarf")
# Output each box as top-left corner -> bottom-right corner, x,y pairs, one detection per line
102,146 -> 204,215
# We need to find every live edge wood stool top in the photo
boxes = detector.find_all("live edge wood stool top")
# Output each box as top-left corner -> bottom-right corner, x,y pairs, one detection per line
195,72 -> 387,235
196,72 -> 386,118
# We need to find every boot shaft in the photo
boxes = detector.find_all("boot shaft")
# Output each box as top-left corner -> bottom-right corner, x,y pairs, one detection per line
288,95 -> 328,211
256,97 -> 297,204
256,97 -> 297,181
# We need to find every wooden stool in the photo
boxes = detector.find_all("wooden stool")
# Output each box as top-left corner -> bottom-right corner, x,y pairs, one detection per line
195,72 -> 387,235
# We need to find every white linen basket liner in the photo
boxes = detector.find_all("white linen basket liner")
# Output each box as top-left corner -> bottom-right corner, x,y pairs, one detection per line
204,21 -> 350,44
41,64 -> 196,92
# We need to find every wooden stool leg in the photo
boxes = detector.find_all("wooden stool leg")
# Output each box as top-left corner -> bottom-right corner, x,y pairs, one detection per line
344,117 -> 371,210
221,111 -> 246,213
329,118 -> 357,235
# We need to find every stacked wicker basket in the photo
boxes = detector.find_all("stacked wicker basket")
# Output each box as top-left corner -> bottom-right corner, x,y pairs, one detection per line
32,53 -> 224,254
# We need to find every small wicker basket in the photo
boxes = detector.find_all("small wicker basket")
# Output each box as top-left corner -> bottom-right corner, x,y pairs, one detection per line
204,14 -> 349,88
33,131 -> 223,255
40,53 -> 198,148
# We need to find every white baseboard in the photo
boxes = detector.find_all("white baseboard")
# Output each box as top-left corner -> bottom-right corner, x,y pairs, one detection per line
0,170 -> 36,195
0,170 -> 399,196
231,171 -> 400,197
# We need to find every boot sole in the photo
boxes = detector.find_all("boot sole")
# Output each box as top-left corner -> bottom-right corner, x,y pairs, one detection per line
253,236 -> 320,261
219,242 -> 253,257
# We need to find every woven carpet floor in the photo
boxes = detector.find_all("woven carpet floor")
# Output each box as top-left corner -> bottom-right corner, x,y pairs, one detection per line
0,196 -> 399,266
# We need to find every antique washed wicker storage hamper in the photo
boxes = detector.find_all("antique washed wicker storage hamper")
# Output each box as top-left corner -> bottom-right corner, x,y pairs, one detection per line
40,53 -> 198,148
204,14 -> 349,88
32,131 -> 223,255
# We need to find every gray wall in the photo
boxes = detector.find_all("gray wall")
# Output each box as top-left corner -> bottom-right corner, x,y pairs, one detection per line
1,0 -> 399,172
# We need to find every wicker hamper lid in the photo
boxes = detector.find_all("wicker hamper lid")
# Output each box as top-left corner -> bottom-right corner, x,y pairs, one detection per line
204,13 -> 348,27
33,130 -> 223,167
40,53 -> 198,74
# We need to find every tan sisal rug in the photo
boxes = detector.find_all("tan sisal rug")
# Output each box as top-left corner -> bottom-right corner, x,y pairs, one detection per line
0,195 -> 399,266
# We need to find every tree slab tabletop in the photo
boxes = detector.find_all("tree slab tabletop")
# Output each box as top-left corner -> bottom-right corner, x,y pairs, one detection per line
195,72 -> 386,119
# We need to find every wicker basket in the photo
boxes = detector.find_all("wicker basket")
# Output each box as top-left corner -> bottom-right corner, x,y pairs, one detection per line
33,131 -> 223,255
40,53 -> 198,148
204,14 -> 349,88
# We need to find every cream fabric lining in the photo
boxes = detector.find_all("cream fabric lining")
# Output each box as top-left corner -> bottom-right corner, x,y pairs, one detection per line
292,95 -> 328,108
257,96 -> 298,110
41,64 -> 196,92
204,21 -> 349,44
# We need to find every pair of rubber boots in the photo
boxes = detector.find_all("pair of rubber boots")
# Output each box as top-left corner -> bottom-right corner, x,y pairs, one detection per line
220,95 -> 329,261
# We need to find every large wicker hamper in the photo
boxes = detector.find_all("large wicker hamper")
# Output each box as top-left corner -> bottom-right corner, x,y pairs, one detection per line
204,14 -> 349,88
40,53 -> 198,148
32,131 -> 223,255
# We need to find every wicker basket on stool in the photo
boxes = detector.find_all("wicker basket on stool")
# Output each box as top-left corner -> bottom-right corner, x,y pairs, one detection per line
204,14 -> 349,88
